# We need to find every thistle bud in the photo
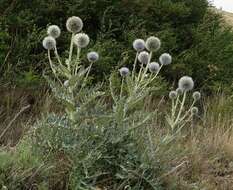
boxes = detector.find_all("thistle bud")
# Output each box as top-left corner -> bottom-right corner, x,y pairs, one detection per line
64,80 -> 69,87
42,36 -> 56,50
47,25 -> 61,38
169,91 -> 177,100
176,88 -> 183,95
87,52 -> 99,62
66,16 -> 83,33
145,36 -> 161,52
119,67 -> 130,77
193,91 -> 201,101
178,76 -> 194,92
133,39 -> 145,52
191,107 -> 199,115
138,51 -> 149,64
74,33 -> 90,48
159,53 -> 172,65
148,62 -> 160,73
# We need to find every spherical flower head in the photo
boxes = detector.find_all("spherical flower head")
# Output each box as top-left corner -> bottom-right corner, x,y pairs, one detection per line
159,53 -> 172,65
47,25 -> 61,39
191,107 -> 199,115
87,51 -> 99,62
193,91 -> 201,101
66,16 -> 83,33
42,36 -> 56,50
64,80 -> 69,87
133,39 -> 145,52
178,76 -> 194,92
148,62 -> 160,73
145,36 -> 161,52
74,33 -> 90,48
169,91 -> 177,100
176,88 -> 183,95
119,67 -> 130,77
138,51 -> 149,64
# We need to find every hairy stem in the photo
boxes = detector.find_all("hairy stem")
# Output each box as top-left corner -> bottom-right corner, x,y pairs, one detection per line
132,52 -> 139,80
120,77 -> 125,99
140,52 -> 153,82
48,50 -> 62,85
68,33 -> 75,71
173,91 -> 187,128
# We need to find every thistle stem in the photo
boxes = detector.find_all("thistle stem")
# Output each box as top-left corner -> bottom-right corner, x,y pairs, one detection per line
75,47 -> 81,75
132,52 -> 139,80
140,64 -> 164,90
179,100 -> 196,122
48,50 -> 62,85
54,46 -> 63,66
120,77 -> 125,99
140,52 -> 153,82
79,63 -> 93,93
172,99 -> 175,120
174,91 -> 187,127
68,33 -> 75,71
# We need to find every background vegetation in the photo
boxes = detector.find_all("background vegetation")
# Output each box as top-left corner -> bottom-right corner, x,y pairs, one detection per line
1,0 -> 233,91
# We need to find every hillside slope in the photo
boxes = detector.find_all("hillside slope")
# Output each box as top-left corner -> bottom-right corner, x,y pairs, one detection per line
222,10 -> 233,26
217,9 -> 233,26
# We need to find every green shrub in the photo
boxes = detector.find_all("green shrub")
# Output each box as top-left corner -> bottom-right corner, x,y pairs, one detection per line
1,0 -> 233,92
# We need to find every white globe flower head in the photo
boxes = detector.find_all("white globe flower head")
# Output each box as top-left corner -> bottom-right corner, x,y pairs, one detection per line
47,25 -> 61,39
64,80 -> 69,87
119,67 -> 130,77
87,51 -> 99,62
159,53 -> 172,65
191,107 -> 199,115
193,91 -> 201,101
133,39 -> 145,52
66,16 -> 83,33
42,36 -> 56,50
176,88 -> 183,95
178,76 -> 194,92
74,33 -> 90,48
138,51 -> 149,64
169,91 -> 177,100
148,62 -> 160,73
145,36 -> 161,52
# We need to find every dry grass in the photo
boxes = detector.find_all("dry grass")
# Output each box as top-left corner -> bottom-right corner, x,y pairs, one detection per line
214,8 -> 233,27
222,10 -> 233,26
1,89 -> 233,189
162,94 -> 233,189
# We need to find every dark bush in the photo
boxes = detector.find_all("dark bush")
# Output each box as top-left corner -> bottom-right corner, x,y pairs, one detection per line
1,0 -> 233,91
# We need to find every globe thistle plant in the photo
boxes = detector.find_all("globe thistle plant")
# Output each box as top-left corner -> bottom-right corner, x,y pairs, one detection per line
167,76 -> 200,132
133,39 -> 145,52
74,33 -> 90,48
42,16 -> 99,121
87,52 -> 99,63
66,16 -> 83,33
42,36 -> 56,50
129,36 -> 173,91
119,67 -> 130,98
159,53 -> 172,65
145,36 -> 161,52
47,25 -> 61,39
